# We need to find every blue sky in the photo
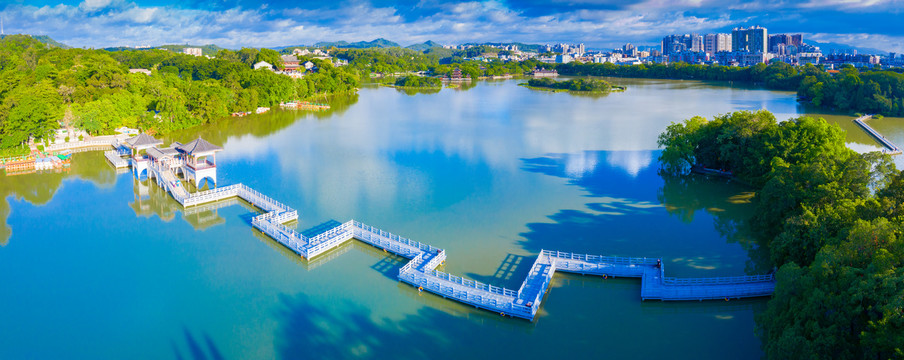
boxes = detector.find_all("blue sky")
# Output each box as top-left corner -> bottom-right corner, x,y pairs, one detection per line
2,0 -> 903,52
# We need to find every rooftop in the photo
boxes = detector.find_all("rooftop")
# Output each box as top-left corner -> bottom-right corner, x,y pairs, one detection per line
125,133 -> 163,148
147,146 -> 180,159
176,137 -> 223,156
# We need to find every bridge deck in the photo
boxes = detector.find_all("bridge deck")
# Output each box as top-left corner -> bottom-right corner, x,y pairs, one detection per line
853,115 -> 902,155
104,151 -> 129,168
121,156 -> 777,321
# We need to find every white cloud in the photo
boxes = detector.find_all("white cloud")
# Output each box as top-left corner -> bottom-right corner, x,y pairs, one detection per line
0,1 -> 897,51
796,0 -> 901,11
79,0 -> 115,12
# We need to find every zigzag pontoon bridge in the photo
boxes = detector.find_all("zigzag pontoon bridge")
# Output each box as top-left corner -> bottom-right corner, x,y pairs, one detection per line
110,133 -> 776,321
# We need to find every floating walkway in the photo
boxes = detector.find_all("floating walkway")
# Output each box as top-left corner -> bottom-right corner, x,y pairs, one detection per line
853,115 -> 902,155
110,134 -> 777,321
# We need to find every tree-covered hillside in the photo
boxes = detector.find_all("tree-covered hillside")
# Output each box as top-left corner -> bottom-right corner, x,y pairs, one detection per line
0,35 -> 359,152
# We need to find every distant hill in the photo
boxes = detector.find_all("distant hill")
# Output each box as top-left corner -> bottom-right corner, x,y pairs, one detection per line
313,38 -> 400,49
807,40 -> 887,55
406,40 -> 443,52
0,34 -> 69,49
272,44 -> 308,51
424,47 -> 453,58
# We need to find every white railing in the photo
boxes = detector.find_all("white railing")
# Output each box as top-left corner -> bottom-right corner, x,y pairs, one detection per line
46,136 -> 126,152
252,216 -> 308,254
421,249 -> 446,270
648,283 -> 776,300
663,273 -> 775,286
543,250 -> 660,266
352,221 -> 442,255
424,268 -> 519,297
399,253 -> 426,275
853,116 -> 902,153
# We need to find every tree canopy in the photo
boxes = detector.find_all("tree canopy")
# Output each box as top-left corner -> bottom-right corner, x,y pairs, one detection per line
0,35 -> 360,150
657,110 -> 904,359
526,77 -> 614,92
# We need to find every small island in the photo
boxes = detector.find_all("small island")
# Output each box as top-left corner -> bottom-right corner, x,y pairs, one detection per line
388,76 -> 443,89
521,78 -> 625,93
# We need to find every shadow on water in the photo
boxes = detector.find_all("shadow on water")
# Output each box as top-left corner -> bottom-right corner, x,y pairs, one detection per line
173,327 -> 225,360
274,292 -> 539,360
300,219 -> 343,237
395,87 -> 442,96
519,151 -> 771,274
466,253 -> 532,287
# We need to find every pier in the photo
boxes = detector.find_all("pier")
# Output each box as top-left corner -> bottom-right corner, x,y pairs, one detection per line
104,133 -> 777,320
853,115 -> 902,155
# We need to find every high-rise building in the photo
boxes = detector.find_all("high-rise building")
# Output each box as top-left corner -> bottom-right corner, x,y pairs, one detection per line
662,34 -> 703,55
622,43 -> 637,56
732,26 -> 768,53
691,34 -> 704,52
768,34 -> 804,53
703,33 -> 732,54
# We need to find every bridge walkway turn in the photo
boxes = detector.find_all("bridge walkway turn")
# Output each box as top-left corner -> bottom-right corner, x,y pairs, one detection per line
132,158 -> 778,321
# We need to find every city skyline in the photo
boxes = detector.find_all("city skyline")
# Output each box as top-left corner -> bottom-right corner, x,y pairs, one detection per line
1,0 -> 903,53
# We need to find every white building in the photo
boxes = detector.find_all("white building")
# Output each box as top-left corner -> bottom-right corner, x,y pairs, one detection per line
253,61 -> 274,71
182,47 -> 203,57
704,34 -> 732,54
555,54 -> 574,64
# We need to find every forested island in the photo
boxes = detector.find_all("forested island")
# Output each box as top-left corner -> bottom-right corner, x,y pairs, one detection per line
658,110 -> 903,359
0,35 -> 359,156
522,78 -> 624,93
391,75 -> 442,89
557,62 -> 904,116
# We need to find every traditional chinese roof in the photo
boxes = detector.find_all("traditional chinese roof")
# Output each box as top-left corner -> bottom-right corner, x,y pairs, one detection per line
147,146 -> 180,159
125,133 -> 163,148
176,137 -> 223,156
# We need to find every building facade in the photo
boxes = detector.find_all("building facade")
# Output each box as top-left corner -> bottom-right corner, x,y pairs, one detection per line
703,33 -> 732,54
662,34 -> 703,55
732,26 -> 768,53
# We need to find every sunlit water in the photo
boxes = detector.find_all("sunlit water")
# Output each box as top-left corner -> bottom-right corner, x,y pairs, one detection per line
2,78 -> 901,359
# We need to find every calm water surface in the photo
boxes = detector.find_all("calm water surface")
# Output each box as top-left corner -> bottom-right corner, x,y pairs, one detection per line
2,78 -> 901,359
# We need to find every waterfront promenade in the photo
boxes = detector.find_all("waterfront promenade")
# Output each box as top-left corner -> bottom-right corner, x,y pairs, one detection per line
107,134 -> 777,320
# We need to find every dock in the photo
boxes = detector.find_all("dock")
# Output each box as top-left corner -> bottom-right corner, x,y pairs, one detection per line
853,115 -> 902,155
104,133 -> 778,321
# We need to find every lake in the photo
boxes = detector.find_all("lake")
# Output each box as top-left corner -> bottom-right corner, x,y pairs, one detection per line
1,78 -> 901,359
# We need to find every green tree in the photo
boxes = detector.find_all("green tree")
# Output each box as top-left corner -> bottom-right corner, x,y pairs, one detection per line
0,80 -> 63,147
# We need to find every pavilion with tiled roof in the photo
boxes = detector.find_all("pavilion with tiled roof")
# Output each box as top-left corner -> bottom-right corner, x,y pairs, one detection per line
175,137 -> 223,188
123,133 -> 164,178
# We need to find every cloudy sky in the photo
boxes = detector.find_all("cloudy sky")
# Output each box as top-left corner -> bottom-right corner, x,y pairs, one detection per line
2,0 -> 903,52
